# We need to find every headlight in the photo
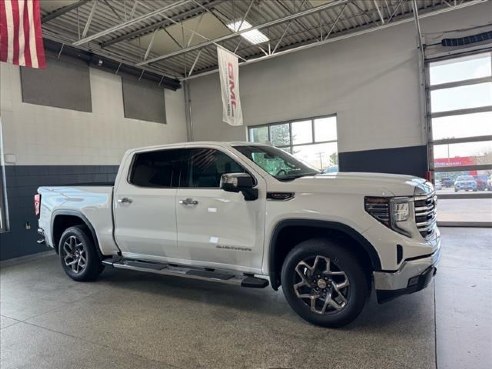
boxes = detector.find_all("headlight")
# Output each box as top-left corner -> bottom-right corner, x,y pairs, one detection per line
365,197 -> 411,237
391,197 -> 410,222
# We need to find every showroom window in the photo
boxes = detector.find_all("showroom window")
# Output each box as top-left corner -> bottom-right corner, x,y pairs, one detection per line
428,51 -> 492,225
248,115 -> 338,171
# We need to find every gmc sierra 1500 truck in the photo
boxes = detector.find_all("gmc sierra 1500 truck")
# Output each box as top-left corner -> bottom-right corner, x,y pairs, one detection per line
36,142 -> 440,327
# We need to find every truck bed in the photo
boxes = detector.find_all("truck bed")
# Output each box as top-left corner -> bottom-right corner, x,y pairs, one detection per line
37,185 -> 119,256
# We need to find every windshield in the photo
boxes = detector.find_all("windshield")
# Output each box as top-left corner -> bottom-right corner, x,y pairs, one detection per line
233,145 -> 319,180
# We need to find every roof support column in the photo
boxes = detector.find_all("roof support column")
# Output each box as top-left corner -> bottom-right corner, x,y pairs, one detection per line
411,0 -> 431,174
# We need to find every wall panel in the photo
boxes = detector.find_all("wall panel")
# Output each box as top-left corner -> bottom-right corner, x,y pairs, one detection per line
0,63 -> 186,260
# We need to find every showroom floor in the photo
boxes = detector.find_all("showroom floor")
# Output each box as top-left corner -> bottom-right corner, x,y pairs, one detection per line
1,228 -> 490,369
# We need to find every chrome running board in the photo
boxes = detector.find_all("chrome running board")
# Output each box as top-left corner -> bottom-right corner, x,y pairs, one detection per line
102,258 -> 269,288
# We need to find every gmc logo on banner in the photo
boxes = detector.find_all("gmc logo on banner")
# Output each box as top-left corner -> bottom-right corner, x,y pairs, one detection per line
228,62 -> 237,116
217,46 -> 242,125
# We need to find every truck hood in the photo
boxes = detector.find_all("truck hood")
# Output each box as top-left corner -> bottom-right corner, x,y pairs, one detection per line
273,172 -> 433,197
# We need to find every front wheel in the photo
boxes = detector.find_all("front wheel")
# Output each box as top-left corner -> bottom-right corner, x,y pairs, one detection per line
281,239 -> 368,328
59,226 -> 104,281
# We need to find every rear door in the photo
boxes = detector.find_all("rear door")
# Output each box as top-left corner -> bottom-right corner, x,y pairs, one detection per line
113,148 -> 187,260
175,147 -> 266,271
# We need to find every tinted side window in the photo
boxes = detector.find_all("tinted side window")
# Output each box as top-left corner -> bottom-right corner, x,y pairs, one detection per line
129,149 -> 188,188
183,149 -> 246,188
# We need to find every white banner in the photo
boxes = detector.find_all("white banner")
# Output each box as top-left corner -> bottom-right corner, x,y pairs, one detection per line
217,46 -> 243,126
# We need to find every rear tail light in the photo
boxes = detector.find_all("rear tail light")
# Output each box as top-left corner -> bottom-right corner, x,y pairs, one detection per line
34,194 -> 41,218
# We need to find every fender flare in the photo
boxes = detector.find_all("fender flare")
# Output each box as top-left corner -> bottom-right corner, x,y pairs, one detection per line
268,219 -> 382,290
51,210 -> 102,258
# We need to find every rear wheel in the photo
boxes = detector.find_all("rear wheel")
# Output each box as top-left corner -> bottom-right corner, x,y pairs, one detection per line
281,239 -> 368,328
59,226 -> 104,281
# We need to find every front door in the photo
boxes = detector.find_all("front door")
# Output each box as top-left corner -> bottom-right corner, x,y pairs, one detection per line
113,148 -> 187,260
176,148 -> 266,271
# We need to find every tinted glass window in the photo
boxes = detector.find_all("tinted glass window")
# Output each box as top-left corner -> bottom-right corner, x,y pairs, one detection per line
183,149 -> 246,188
129,149 -> 188,188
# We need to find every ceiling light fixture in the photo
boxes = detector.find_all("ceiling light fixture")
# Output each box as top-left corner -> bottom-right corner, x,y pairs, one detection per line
227,20 -> 269,45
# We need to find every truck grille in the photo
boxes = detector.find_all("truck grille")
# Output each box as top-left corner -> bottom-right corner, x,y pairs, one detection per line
414,193 -> 437,238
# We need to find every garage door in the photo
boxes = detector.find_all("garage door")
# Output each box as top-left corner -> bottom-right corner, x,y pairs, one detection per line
427,50 -> 492,226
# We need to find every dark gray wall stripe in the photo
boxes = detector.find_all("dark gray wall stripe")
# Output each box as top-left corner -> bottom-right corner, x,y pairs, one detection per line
338,145 -> 428,178
0,165 -> 118,261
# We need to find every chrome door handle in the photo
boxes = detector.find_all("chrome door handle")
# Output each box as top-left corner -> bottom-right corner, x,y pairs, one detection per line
179,198 -> 199,206
118,197 -> 133,204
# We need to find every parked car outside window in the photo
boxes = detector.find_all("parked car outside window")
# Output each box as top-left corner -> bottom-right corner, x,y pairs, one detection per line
454,175 -> 477,192
473,175 -> 488,191
434,179 -> 442,190
441,177 -> 454,188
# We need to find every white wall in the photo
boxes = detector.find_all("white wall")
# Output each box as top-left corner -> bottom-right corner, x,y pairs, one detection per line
0,65 -> 187,165
188,1 -> 492,153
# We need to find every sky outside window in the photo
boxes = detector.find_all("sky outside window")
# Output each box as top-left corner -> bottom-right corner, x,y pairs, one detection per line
429,52 -> 491,85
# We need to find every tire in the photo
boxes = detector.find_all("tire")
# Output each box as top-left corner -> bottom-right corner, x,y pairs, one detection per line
281,238 -> 368,328
59,226 -> 104,281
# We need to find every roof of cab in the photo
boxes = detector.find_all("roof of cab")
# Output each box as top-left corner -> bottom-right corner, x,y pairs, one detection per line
125,141 -> 270,153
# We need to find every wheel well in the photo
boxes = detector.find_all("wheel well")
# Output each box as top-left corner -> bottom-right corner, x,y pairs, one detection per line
52,215 -> 91,253
269,224 -> 379,290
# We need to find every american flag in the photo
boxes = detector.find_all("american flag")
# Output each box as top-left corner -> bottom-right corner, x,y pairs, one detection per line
0,0 -> 46,68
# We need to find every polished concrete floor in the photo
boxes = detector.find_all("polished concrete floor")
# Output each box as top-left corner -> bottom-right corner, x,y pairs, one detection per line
435,228 -> 492,369
1,228 -> 490,369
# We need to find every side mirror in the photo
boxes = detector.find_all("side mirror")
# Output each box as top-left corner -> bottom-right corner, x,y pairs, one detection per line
220,173 -> 258,201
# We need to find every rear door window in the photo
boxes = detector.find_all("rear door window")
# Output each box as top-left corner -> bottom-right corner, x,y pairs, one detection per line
129,149 -> 188,188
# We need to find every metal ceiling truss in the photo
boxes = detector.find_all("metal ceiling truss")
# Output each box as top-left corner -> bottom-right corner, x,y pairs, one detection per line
182,0 -> 487,80
138,0 -> 352,66
40,0 -> 489,83
42,0 -> 90,24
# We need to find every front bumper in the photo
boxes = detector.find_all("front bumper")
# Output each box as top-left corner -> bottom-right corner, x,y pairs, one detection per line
456,184 -> 476,190
373,245 -> 441,303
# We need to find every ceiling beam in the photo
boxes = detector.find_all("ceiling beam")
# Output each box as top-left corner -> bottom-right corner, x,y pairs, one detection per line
373,0 -> 385,24
323,3 -> 347,41
42,0 -> 90,24
101,0 -> 227,48
82,0 -> 99,38
73,0 -> 192,46
272,0 -> 309,55
137,0 -> 351,66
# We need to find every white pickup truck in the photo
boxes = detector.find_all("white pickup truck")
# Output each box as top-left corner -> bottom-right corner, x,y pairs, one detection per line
36,142 -> 440,327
